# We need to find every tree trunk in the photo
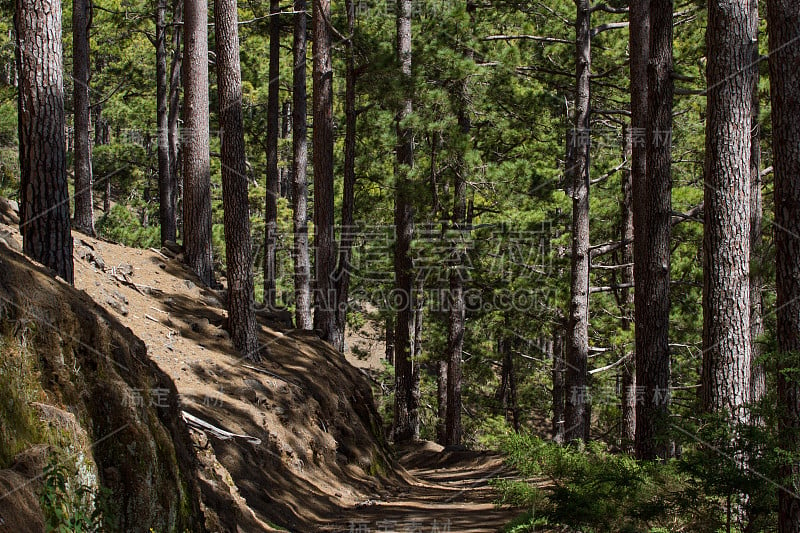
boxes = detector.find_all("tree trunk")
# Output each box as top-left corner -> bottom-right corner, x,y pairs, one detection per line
264,0 -> 280,308
281,100 -> 291,198
312,0 -> 336,341
182,0 -> 214,286
15,0 -> 74,284
157,0 -> 176,244
564,0 -> 591,443
444,2 -> 474,446
552,323 -> 565,443
437,359 -> 447,444
72,0 -> 94,236
619,123 -> 636,452
393,0 -> 418,443
634,0 -> 673,461
701,0 -> 753,422
497,337 -> 520,431
168,0 -> 182,239
332,0 -> 358,353
768,0 -> 800,526
748,0 -> 765,417
292,0 -> 312,330
215,0 -> 259,360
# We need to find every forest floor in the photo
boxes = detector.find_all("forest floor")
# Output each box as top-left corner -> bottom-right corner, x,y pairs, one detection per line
317,441 -> 523,533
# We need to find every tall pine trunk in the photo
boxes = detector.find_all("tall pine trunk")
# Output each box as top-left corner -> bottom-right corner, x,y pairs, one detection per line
564,0 -> 591,443
768,0 -> 800,526
748,0 -> 765,416
264,0 -> 280,308
182,0 -> 214,285
215,0 -> 259,360
157,0 -> 176,244
444,1 -> 475,446
167,0 -> 182,238
72,0 -> 94,235
701,0 -> 753,422
292,0 -> 312,330
15,0 -> 73,283
619,123 -> 636,451
312,0 -> 336,341
393,0 -> 418,443
634,0 -> 673,460
332,0 -> 357,353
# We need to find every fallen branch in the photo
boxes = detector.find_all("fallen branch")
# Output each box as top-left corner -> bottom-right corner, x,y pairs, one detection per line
181,411 -> 261,445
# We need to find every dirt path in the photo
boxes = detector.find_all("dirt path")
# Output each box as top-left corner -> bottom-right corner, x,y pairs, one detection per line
318,443 -> 522,533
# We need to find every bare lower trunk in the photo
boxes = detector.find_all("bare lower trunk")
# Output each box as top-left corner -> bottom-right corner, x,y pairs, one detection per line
619,124 -> 636,452
564,0 -> 591,443
15,0 -> 74,283
768,0 -> 800,526
392,0 -> 418,443
291,0 -> 311,330
701,0 -> 753,422
634,0 -> 673,460
264,0 -> 280,308
215,0 -> 260,360
182,0 -> 214,286
72,0 -> 94,236
332,0 -> 358,353
312,0 -> 336,341
157,0 -> 176,244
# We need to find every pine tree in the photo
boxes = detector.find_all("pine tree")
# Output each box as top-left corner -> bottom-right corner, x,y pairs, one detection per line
264,0 -> 280,308
72,0 -> 95,236
292,0 -> 312,330
312,0 -> 336,341
182,0 -> 214,285
701,0 -> 753,422
15,0 -> 74,284
634,0 -> 674,460
215,0 -> 260,360
564,0 -> 591,443
393,0 -> 418,443
768,0 -> 800,525
157,0 -> 176,244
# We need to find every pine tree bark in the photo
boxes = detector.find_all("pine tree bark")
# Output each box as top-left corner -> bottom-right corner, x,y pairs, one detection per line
619,123 -> 636,451
182,0 -> 214,285
312,0 -> 336,341
168,0 -> 182,237
748,0 -> 765,415
701,0 -> 753,422
552,322 -> 565,443
564,0 -> 591,443
215,0 -> 259,360
72,0 -> 95,236
332,0 -> 357,353
292,0 -> 312,330
444,1 -> 474,447
634,0 -> 673,461
15,0 -> 74,284
393,0 -> 418,443
264,0 -> 280,308
157,0 -> 176,244
768,0 -> 800,527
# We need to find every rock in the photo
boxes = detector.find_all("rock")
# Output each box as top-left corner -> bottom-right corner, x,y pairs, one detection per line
0,196 -> 20,225
106,298 -> 129,316
184,280 -> 196,290
115,263 -> 134,276
0,236 -> 21,253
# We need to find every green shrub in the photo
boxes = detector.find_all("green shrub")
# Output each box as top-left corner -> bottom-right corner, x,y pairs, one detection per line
495,434 -> 683,532
40,454 -> 113,533
96,204 -> 159,249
